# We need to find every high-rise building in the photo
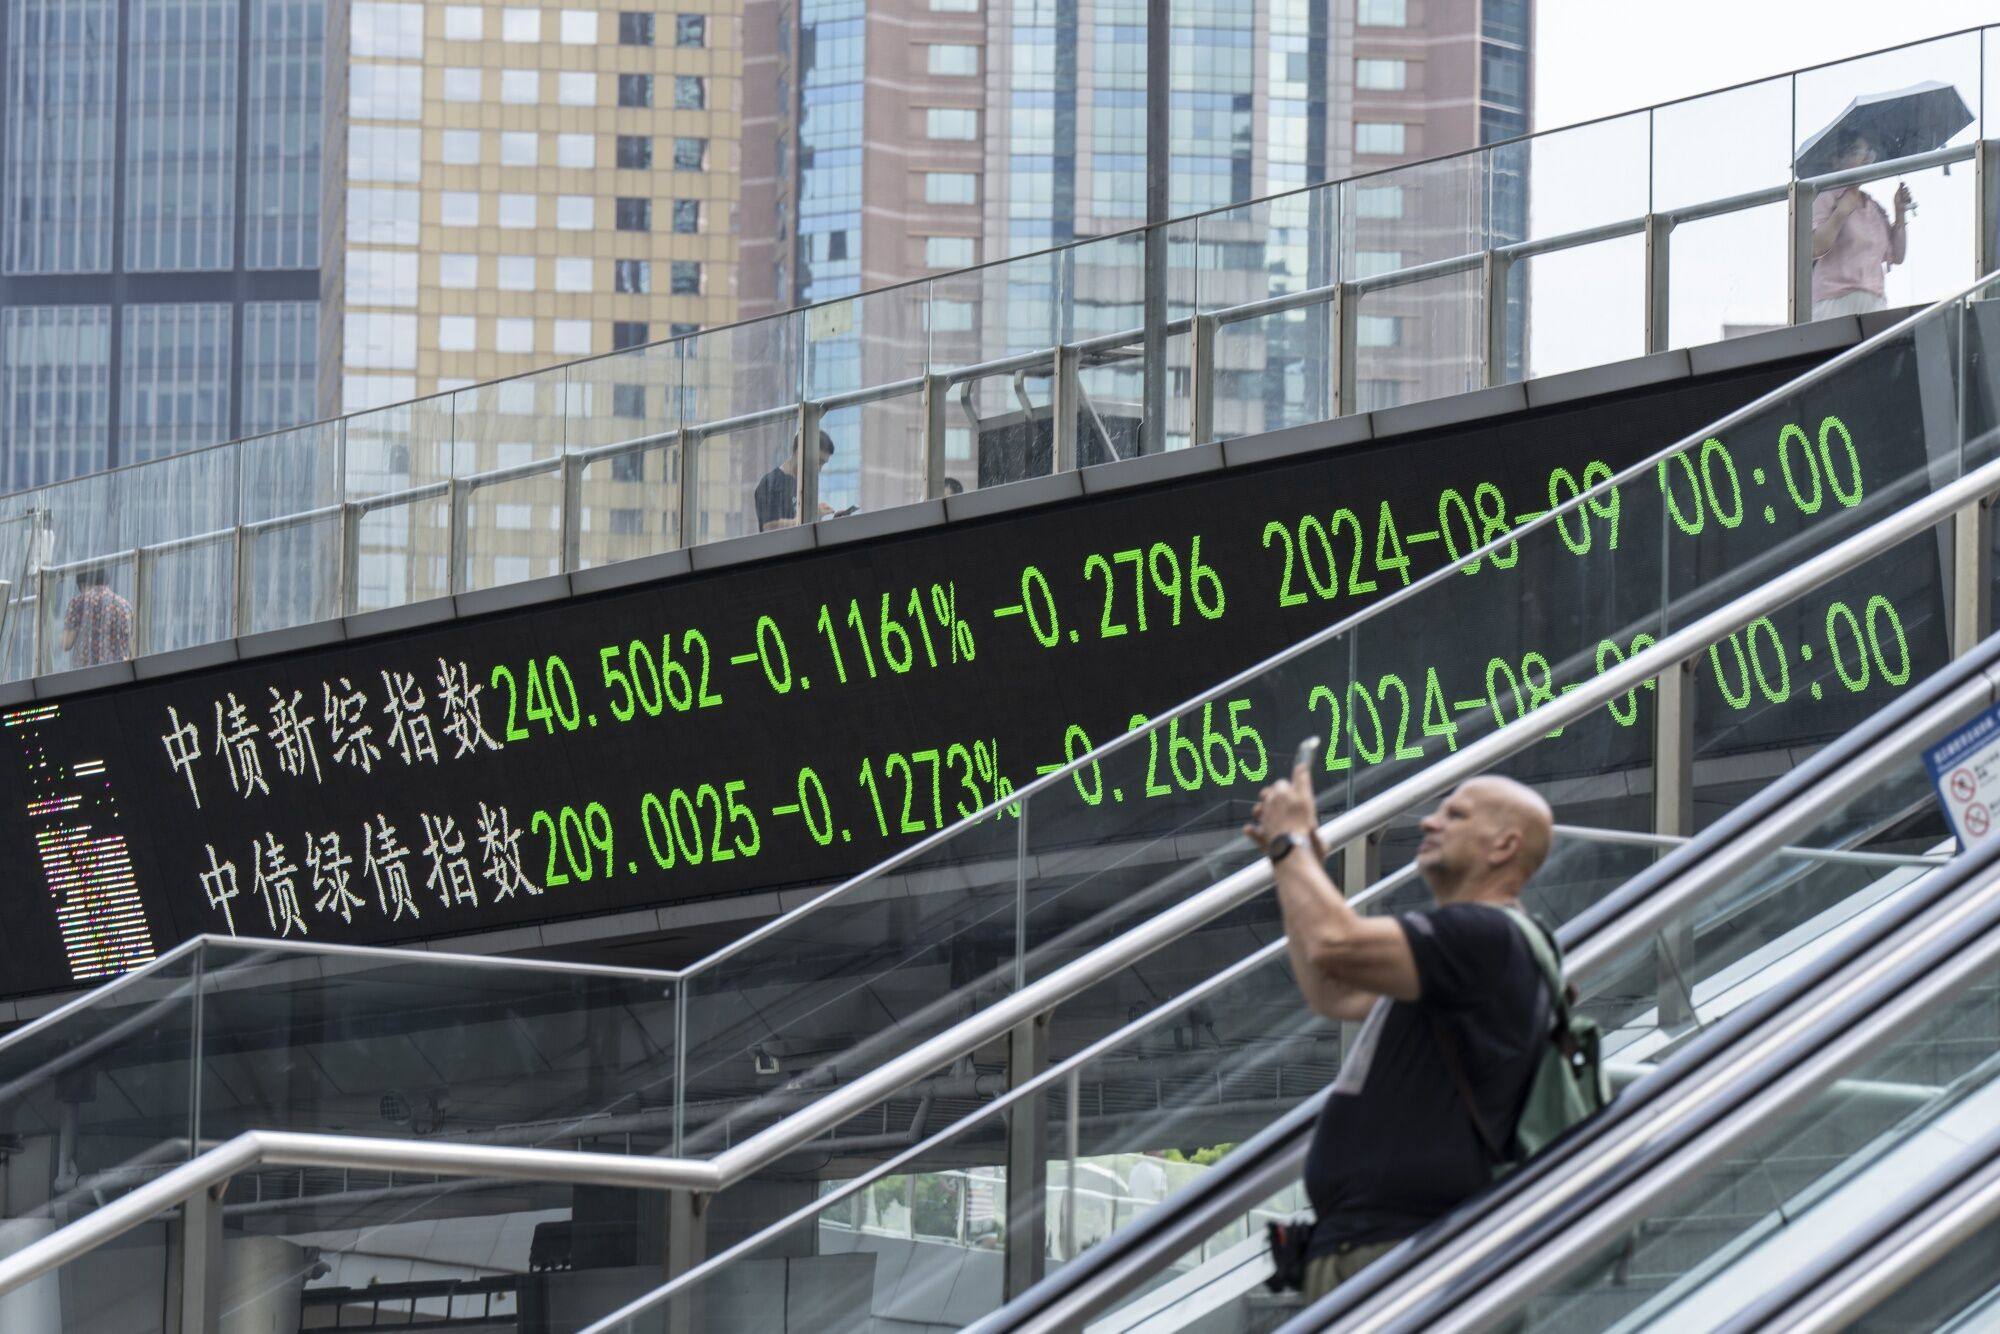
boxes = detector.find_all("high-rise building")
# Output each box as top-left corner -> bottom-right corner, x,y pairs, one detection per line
0,0 -> 328,488
742,0 -> 1531,501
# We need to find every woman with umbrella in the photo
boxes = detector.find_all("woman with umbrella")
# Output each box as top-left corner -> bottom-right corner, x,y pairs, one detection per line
1809,128 -> 1913,320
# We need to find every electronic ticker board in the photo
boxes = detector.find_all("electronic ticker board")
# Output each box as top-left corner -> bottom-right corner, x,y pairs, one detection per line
0,344 -> 1948,997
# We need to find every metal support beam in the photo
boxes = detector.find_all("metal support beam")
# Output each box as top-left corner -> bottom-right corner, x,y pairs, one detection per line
1051,346 -> 1081,474
1652,657 -> 1697,1029
1953,497 -> 1994,659
172,1183 -> 223,1334
675,428 -> 699,549
1003,1013 -> 1050,1300
1787,179 -> 1816,326
1141,0 -> 1169,456
1644,213 -> 1672,354
921,373 -> 951,499
1481,251 -> 1510,388
796,400 -> 823,527
1189,315 -> 1218,446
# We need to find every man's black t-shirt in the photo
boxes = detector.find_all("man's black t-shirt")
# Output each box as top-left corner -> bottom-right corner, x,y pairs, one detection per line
754,465 -> 797,528
1303,902 -> 1548,1255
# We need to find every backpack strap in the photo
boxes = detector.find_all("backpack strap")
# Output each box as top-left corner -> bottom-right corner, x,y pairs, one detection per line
1426,1012 -> 1510,1163
1499,905 -> 1571,1022
1427,904 -> 1566,1165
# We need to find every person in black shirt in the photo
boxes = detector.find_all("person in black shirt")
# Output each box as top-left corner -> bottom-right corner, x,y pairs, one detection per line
1245,766 -> 1553,1300
754,431 -> 837,531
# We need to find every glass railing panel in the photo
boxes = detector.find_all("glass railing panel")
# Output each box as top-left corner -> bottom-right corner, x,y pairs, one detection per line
681,310 -> 802,545
928,246 -> 1066,490
342,394 -> 454,615
190,942 -> 680,1150
1652,74 -> 1792,226
565,342 -> 688,570
240,421 -> 343,635
1071,230 -> 1160,459
1347,268 -> 1485,413
0,954 -> 199,1246
128,443 -> 240,656
1509,236 -> 1648,383
18,1232 -> 173,1332
450,369 -> 569,595
1196,183 -> 1335,441
31,471 -> 130,676
1516,957 -> 2000,1332
812,284 -> 931,515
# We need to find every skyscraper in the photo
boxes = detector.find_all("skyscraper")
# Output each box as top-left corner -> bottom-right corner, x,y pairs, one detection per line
0,0 -> 327,488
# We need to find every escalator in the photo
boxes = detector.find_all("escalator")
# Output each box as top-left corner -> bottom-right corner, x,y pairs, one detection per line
0,274 -> 1996,1332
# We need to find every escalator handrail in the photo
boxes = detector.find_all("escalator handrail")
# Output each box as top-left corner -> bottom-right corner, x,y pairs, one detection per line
981,645 -> 2000,1332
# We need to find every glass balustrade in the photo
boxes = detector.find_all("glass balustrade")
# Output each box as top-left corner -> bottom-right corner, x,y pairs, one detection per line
0,29 -> 1988,680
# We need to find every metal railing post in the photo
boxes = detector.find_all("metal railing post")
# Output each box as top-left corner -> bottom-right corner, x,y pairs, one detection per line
1482,250 -> 1510,388
559,453 -> 584,572
232,525 -> 251,637
663,1188 -> 707,1334
675,428 -> 699,548
1333,282 -> 1357,416
922,372 -> 950,499
338,502 -> 361,618
33,566 -> 50,677
447,478 -> 472,595
1339,829 -> 1379,896
173,1181 -> 223,1334
1644,213 -> 1673,354
796,400 -> 822,526
1953,496 -> 1994,659
1787,178 -> 1816,325
131,548 -> 152,660
1003,1012 -> 1050,1300
1978,139 -> 2000,281
1051,346 -> 1080,474
1652,657 -> 1697,1029
1189,314 -> 1218,446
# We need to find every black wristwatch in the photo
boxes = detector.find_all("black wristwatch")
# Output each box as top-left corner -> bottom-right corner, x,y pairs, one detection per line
1266,831 -> 1308,865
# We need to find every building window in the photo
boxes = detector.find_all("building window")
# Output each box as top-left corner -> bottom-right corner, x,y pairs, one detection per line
618,135 -> 655,169
927,299 -> 976,332
348,189 -> 420,245
351,64 -> 423,120
1356,315 -> 1400,348
349,126 -> 422,182
1352,250 -> 1404,279
618,74 -> 654,107
443,67 -> 482,102
555,257 -> 593,291
615,260 -> 652,293
349,251 -> 419,306
612,321 -> 650,349
444,6 -> 483,40
557,195 -> 594,229
500,132 -> 539,167
496,318 -> 534,353
924,236 -> 975,267
1354,185 -> 1403,218
440,254 -> 478,289
559,72 -> 597,106
673,138 -> 707,170
503,8 -> 541,41
676,15 -> 706,46
497,255 -> 536,290
558,134 -> 596,168
925,172 -> 977,204
671,199 -> 700,233
1358,0 -> 1406,25
674,77 -> 705,110
670,261 -> 701,295
554,320 -> 592,355
441,191 -> 480,226
344,311 -> 416,370
927,45 -> 979,76
930,0 -> 978,10
616,197 -> 652,231
613,386 -> 647,419
441,130 -> 481,165
1356,58 -> 1407,90
350,3 -> 424,58
1356,122 -> 1405,154
560,9 -> 596,43
498,193 -> 536,228
926,108 -> 978,140
619,12 -> 656,45
502,70 -> 540,104
438,316 -> 476,352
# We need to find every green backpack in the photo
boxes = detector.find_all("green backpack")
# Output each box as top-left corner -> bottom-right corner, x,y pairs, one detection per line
1429,906 -> 1612,1174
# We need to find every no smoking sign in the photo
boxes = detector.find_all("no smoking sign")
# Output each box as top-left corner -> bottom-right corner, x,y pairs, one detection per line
1925,706 -> 2000,849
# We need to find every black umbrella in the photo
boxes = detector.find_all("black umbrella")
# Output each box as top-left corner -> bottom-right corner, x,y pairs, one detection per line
1795,80 -> 1974,178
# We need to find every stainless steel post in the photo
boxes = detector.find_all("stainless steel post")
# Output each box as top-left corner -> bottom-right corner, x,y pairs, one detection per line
338,502 -> 361,618
131,548 -> 152,660
560,453 -> 583,572
1141,0 -> 1169,455
1979,140 -> 2000,280
172,1183 -> 223,1334
1652,658 -> 1697,1029
1482,250 -> 1510,388
1052,346 -> 1081,474
1190,314 -> 1218,446
1788,178 -> 1816,326
1644,213 -> 1673,355
1003,1013 -> 1050,1300
447,477 -> 472,595
675,428 -> 699,548
922,372 -> 951,499
663,1188 -> 707,1334
1953,497 -> 1994,659
1333,283 -> 1356,417
796,400 -> 823,526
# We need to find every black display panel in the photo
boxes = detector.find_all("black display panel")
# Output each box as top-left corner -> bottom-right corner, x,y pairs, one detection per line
0,346 -> 1946,997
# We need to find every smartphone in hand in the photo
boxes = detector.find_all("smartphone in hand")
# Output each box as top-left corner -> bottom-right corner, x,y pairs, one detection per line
1292,735 -> 1321,775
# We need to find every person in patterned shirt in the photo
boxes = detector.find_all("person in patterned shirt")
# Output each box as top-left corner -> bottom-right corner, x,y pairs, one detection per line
61,569 -> 133,668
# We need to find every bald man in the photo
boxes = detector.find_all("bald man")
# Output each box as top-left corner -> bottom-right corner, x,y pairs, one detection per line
1246,768 -> 1556,1300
